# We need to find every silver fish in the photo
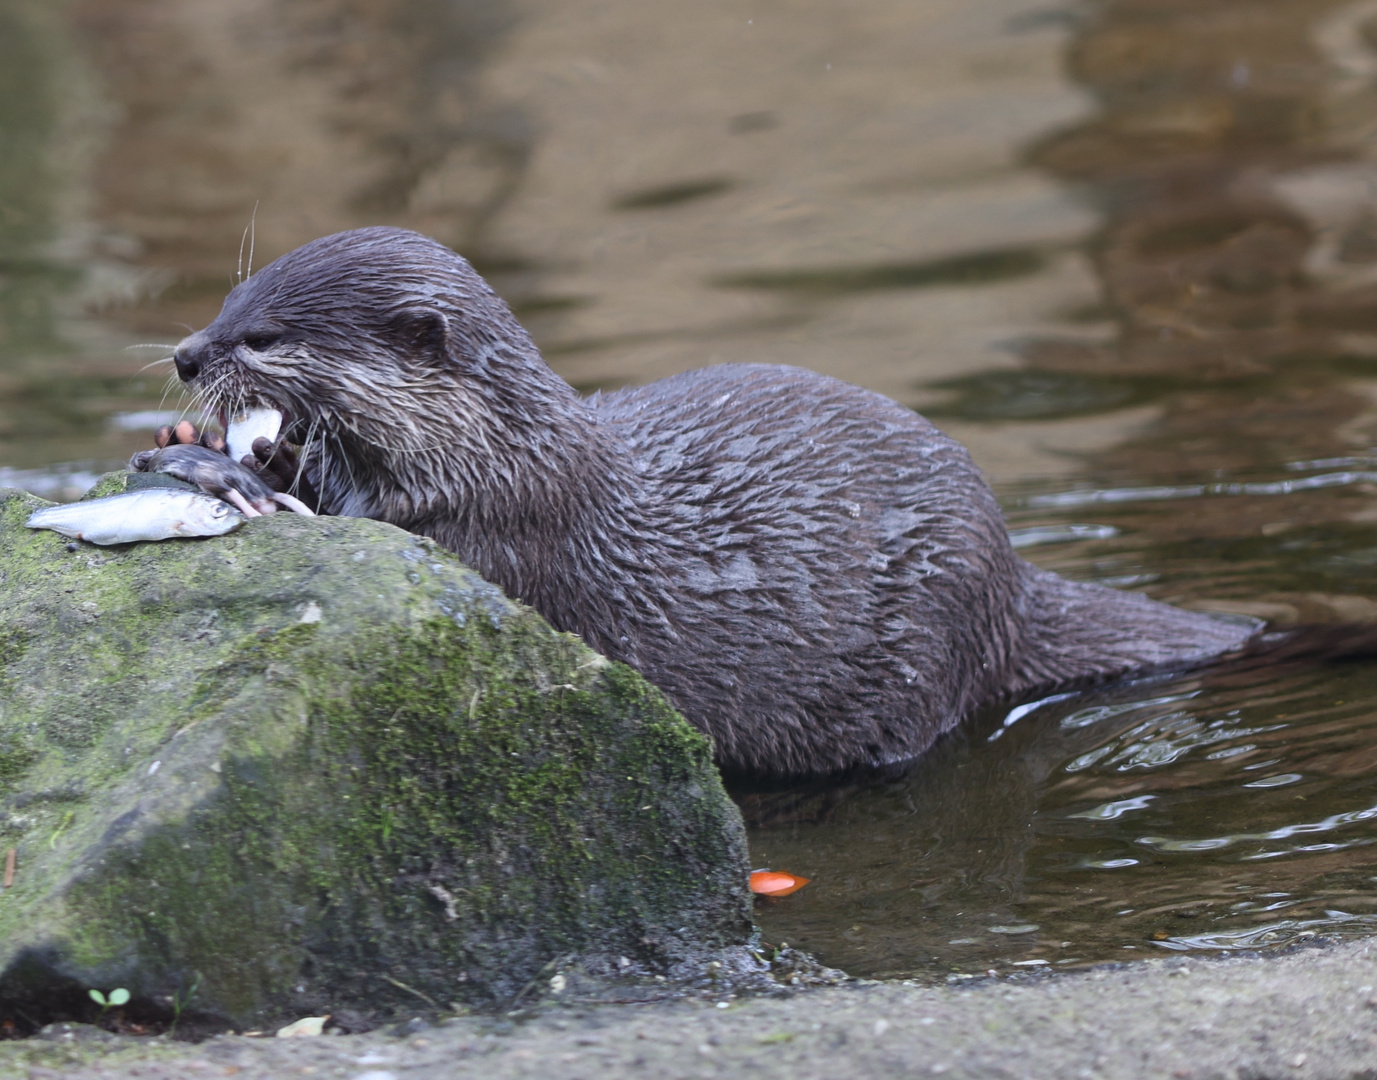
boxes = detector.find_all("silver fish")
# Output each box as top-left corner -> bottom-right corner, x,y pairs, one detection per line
25,489 -> 246,545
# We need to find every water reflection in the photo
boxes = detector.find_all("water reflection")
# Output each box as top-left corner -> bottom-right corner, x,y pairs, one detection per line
1016,0 -> 1377,483
744,430 -> 1377,977
743,616 -> 1377,978
0,3 -> 139,469
0,0 -> 1108,473
8,0 -> 1377,487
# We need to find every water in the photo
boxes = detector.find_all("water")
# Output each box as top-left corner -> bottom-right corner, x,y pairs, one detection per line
742,475 -> 1377,978
7,0 -> 1377,979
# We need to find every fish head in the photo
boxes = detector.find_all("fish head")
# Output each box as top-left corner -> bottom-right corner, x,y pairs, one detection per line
172,494 -> 246,537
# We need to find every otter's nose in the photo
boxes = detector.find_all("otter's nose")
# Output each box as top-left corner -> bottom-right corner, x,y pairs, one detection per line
173,334 -> 209,382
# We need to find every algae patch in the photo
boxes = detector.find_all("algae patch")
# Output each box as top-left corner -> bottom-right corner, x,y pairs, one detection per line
0,483 -> 751,1029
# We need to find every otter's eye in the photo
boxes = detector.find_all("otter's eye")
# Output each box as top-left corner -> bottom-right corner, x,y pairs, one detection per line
240,331 -> 281,350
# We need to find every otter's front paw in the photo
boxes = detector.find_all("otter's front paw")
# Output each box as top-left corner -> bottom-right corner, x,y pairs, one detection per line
245,437 -> 320,514
152,420 -> 228,455
130,422 -> 225,473
139,422 -> 318,513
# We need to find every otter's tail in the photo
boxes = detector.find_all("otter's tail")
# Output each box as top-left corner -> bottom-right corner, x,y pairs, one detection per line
1011,565 -> 1377,699
1010,565 -> 1259,698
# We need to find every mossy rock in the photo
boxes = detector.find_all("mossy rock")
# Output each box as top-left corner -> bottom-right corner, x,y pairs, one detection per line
0,479 -> 752,1028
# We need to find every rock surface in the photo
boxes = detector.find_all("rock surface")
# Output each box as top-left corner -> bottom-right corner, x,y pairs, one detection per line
0,477 -> 752,1029
5,936 -> 1377,1080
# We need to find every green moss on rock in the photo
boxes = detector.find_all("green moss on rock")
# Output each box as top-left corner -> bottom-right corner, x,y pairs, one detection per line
0,483 -> 752,1027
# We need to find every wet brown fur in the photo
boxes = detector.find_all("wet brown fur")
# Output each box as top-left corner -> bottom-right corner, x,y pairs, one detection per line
169,227 -> 1253,775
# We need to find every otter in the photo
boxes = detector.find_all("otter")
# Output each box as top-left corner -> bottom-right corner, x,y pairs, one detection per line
151,226 -> 1253,775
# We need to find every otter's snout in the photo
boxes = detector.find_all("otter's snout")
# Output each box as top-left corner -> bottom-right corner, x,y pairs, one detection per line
173,333 -> 210,382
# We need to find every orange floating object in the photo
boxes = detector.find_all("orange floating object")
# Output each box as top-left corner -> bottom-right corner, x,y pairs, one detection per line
749,869 -> 810,897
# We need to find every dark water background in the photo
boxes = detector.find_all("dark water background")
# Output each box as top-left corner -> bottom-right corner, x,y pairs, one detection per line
9,0 -> 1377,980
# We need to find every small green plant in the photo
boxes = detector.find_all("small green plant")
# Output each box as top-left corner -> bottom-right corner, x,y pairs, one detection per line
88,987 -> 130,1019
48,810 -> 75,849
168,973 -> 201,1035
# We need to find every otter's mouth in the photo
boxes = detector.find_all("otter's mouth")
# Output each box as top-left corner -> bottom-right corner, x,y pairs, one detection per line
214,403 -> 313,454
223,406 -> 284,462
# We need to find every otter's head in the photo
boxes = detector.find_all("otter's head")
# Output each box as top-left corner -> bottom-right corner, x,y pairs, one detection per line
173,227 -> 593,526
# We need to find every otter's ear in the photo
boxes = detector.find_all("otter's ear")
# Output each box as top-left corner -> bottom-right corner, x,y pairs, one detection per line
387,306 -> 449,368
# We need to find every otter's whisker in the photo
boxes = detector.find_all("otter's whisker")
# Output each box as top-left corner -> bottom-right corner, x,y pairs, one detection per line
333,429 -> 362,508
180,372 -> 233,429
156,375 -> 180,411
161,370 -> 208,416
290,416 -> 323,497
247,201 -> 259,280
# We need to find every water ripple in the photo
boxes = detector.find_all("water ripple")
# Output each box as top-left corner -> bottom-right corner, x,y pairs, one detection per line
1136,800 -> 1377,853
1020,470 -> 1377,509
